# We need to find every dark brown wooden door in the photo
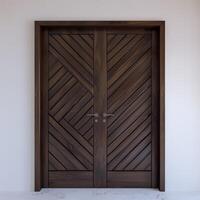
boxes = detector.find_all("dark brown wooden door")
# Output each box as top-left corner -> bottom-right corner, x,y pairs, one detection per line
42,27 -> 159,188
106,29 -> 159,187
46,29 -> 95,187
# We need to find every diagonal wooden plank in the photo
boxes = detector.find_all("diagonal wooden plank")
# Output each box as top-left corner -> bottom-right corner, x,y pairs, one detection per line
50,81 -> 78,114
78,119 -> 93,135
53,84 -> 87,121
108,50 -> 151,97
108,126 -> 151,171
108,39 -> 151,86
49,116 -> 93,163
75,109 -> 93,130
107,118 -> 151,169
49,134 -> 87,170
107,34 -> 136,62
49,124 -> 93,169
108,107 -> 151,155
49,152 -> 66,171
70,35 -> 93,58
64,92 -> 92,121
125,143 -> 151,170
48,52 -> 58,70
83,126 -> 93,140
107,35 -> 144,71
108,91 -> 151,141
54,35 -> 93,75
48,72 -> 72,99
107,78 -> 151,126
48,67 -> 67,89
49,77 -> 76,109
134,151 -> 152,171
108,64 -> 151,110
108,35 -> 151,79
49,35 -> 93,84
49,143 -> 75,170
108,110 -> 151,155
107,34 -> 126,52
48,60 -> 63,79
89,137 -> 93,145
108,69 -> 151,115
80,35 -> 93,49
62,34 -> 93,68
59,119 -> 93,154
49,45 -> 93,93
107,34 -> 116,44
69,98 -> 93,125
108,85 -> 151,131
115,136 -> 151,170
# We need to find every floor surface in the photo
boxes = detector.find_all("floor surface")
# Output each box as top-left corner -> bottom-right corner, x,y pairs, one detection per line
1,189 -> 200,200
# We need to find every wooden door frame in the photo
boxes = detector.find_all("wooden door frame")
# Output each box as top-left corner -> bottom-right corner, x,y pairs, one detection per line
35,21 -> 165,191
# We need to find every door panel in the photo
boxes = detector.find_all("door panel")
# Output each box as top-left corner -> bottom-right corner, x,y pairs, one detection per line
43,27 -> 159,188
106,31 -> 158,187
47,30 -> 95,187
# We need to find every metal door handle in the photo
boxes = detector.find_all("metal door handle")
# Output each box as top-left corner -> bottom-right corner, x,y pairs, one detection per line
103,113 -> 114,117
86,113 -> 99,117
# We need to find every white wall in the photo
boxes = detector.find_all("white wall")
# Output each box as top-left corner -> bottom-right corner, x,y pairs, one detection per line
0,0 -> 200,192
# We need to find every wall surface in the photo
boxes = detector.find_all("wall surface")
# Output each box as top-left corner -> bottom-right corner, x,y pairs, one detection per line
0,0 -> 200,192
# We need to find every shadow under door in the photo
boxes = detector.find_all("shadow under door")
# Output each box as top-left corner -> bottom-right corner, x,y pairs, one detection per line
40,26 -> 159,188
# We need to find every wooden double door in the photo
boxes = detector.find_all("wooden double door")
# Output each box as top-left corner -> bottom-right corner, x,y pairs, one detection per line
40,25 -> 160,188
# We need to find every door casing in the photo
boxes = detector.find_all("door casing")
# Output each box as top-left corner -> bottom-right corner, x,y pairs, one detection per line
35,21 -> 165,191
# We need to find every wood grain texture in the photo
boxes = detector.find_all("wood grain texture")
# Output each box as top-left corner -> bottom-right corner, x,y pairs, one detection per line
106,30 -> 159,187
93,29 -> 107,187
49,171 -> 93,187
159,22 -> 165,192
106,32 -> 153,174
41,29 -> 49,187
35,21 -> 42,192
151,30 -> 159,188
35,21 -> 165,28
47,31 -> 95,177
35,21 -> 165,191
107,172 -> 151,187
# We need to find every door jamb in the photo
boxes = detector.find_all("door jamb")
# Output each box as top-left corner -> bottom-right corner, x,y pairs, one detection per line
35,21 -> 165,191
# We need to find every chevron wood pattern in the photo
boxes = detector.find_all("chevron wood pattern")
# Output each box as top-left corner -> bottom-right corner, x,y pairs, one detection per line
35,21 -> 166,192
41,27 -> 159,188
48,33 -> 94,173
106,33 -> 152,172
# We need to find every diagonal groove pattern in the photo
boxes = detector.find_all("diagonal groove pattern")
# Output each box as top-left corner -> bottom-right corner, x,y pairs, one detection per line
49,42 -> 93,93
108,94 -> 151,142
133,150 -> 152,171
107,33 -> 152,172
108,106 -> 152,155
107,34 -> 136,64
107,34 -> 145,72
108,124 -> 151,170
49,151 -> 66,171
49,123 -> 93,169
50,35 -> 93,82
53,35 -> 93,75
107,78 -> 151,127
49,134 -> 88,170
61,35 -> 93,68
48,33 -> 94,171
124,142 -> 152,170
